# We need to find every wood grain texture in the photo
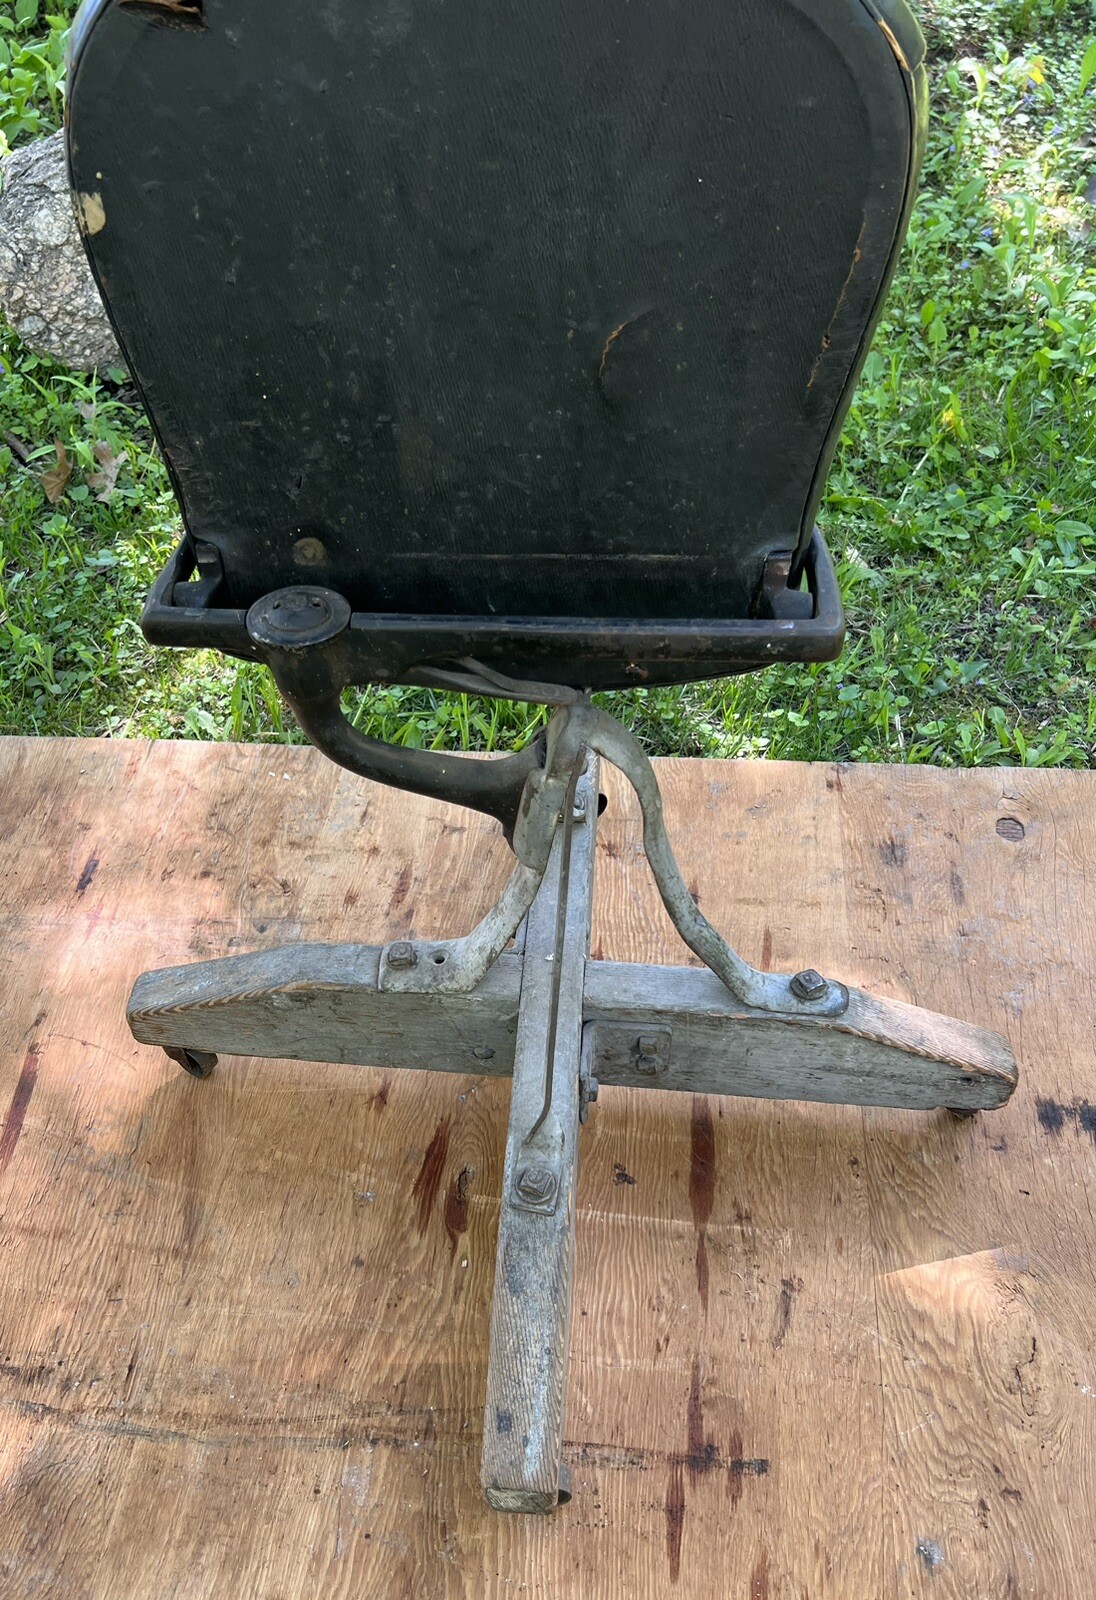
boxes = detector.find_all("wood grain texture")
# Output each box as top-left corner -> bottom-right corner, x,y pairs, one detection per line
0,737 -> 1090,1598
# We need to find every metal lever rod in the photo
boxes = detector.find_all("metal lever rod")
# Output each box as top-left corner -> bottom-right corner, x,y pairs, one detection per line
560,704 -> 850,1019
526,746 -> 587,1144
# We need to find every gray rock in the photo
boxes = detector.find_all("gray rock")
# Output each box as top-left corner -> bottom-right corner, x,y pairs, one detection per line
0,130 -> 123,372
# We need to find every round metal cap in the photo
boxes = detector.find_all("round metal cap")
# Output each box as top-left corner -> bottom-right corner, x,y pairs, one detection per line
246,587 -> 351,650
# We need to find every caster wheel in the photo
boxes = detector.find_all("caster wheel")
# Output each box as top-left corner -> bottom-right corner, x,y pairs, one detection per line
164,1046 -> 218,1079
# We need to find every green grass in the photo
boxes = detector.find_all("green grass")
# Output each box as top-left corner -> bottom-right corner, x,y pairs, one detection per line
2,0 -> 1096,764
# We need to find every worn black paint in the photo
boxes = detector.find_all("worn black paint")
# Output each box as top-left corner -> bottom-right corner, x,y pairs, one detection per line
69,0 -> 925,689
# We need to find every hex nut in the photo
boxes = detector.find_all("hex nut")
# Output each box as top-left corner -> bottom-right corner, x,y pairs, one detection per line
515,1164 -> 557,1205
387,941 -> 418,970
790,968 -> 828,1001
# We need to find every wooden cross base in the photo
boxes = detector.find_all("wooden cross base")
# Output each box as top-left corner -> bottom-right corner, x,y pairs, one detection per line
126,760 -> 1017,1513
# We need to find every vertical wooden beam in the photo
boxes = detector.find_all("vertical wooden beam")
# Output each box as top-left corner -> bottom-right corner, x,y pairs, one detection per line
480,759 -> 599,1511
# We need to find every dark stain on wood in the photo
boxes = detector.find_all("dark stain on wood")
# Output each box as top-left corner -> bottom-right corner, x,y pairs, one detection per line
976,1496 -> 989,1529
949,868 -> 965,906
370,1080 -> 390,1111
411,1119 -> 450,1233
443,1166 -> 472,1253
1035,1097 -> 1096,1145
750,1550 -> 771,1600
665,1460 -> 685,1582
771,1275 -> 803,1351
0,1360 -> 55,1385
880,837 -> 907,868
760,927 -> 773,969
566,1437 -> 769,1478
3,1392 -> 453,1455
388,863 -> 413,912
689,1097 -> 716,1312
343,889 -> 359,910
726,1429 -> 745,1508
689,1099 -> 716,1228
1076,1102 -> 1096,1145
0,1044 -> 41,1176
75,855 -> 100,896
685,1356 -> 717,1479
1036,1097 -> 1066,1134
612,1162 -> 637,1186
694,1234 -> 709,1311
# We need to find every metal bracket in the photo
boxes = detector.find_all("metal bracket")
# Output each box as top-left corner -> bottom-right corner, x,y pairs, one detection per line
373,700 -> 846,1019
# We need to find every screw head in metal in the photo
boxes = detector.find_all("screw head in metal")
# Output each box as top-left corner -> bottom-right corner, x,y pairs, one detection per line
515,1164 -> 557,1205
387,941 -> 418,970
472,1044 -> 495,1062
790,968 -> 828,1002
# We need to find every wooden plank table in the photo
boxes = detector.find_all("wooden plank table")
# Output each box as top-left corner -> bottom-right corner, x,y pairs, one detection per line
0,735 -> 1092,1598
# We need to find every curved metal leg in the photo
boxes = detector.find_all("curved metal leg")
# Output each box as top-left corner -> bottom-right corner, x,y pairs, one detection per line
571,706 -> 849,1017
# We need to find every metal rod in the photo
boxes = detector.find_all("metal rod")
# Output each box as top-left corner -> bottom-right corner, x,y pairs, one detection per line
525,747 -> 586,1144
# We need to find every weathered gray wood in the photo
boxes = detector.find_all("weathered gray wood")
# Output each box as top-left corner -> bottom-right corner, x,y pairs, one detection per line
127,944 -> 520,1076
480,760 -> 599,1512
583,961 -> 1017,1111
127,944 -> 1015,1112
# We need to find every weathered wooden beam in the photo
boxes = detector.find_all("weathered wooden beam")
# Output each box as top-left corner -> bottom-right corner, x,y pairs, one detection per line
480,760 -> 598,1512
128,944 -> 1015,1114
582,962 -> 1017,1112
127,943 -> 520,1077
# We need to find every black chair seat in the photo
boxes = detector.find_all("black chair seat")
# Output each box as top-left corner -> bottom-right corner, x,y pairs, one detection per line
68,0 -> 924,689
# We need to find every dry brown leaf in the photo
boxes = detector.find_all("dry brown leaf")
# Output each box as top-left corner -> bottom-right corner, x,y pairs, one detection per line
40,440 -> 72,504
87,440 -> 125,502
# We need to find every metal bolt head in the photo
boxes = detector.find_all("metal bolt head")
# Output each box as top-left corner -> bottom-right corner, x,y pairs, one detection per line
790,968 -> 828,1002
387,941 -> 418,970
515,1164 -> 557,1205
245,585 -> 351,650
637,1033 -> 659,1058
472,1044 -> 495,1062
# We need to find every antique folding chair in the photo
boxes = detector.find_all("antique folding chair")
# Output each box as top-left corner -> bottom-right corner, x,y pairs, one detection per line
67,0 -> 1016,1512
